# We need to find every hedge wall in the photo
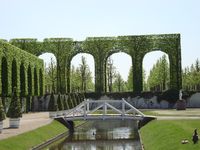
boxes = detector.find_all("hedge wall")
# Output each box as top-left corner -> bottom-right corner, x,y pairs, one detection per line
0,40 -> 44,96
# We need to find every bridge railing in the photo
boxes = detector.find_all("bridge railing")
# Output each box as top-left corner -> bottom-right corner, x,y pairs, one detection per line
63,99 -> 145,120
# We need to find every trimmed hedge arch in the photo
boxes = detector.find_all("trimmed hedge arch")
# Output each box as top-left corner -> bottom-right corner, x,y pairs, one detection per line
0,40 -> 44,96
9,34 -> 181,94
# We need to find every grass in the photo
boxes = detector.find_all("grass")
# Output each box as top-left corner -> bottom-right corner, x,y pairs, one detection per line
140,120 -> 200,150
0,120 -> 83,150
142,110 -> 161,116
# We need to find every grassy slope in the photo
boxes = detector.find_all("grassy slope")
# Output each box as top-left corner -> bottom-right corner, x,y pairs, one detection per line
140,120 -> 200,150
0,120 -> 67,150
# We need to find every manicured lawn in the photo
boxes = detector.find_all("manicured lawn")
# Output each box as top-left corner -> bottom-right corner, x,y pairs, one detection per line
0,120 -> 68,150
140,120 -> 200,150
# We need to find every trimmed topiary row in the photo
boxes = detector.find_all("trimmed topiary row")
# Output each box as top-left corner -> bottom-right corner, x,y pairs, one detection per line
0,40 -> 44,97
48,92 -> 85,112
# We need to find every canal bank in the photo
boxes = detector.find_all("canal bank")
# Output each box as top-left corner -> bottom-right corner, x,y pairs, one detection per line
44,120 -> 142,150
0,120 -> 67,150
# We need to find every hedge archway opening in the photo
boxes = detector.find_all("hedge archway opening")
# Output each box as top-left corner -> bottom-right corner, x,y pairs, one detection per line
143,50 -> 170,91
70,53 -> 95,92
38,52 -> 57,93
105,52 -> 132,92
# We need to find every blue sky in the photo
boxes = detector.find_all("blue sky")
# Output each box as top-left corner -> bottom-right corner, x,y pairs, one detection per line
1,0 -> 200,81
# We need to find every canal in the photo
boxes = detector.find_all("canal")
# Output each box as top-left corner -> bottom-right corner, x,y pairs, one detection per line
46,120 -> 141,150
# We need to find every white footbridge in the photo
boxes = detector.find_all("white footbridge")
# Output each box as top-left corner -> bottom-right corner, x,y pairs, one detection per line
55,99 -> 145,121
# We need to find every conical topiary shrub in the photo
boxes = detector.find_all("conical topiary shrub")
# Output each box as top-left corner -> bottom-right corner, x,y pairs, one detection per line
48,92 -> 58,118
63,95 -> 69,115
75,93 -> 81,105
0,98 -> 5,121
57,93 -> 63,111
0,98 -> 6,133
72,93 -> 77,107
63,95 -> 69,110
80,92 -> 85,102
57,93 -> 63,116
7,88 -> 22,128
67,94 -> 73,109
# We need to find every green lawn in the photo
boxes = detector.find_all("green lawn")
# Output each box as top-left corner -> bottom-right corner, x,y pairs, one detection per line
0,120 -> 81,150
140,120 -> 200,150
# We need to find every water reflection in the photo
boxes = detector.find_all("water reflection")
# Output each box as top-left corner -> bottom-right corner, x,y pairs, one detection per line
48,120 -> 141,150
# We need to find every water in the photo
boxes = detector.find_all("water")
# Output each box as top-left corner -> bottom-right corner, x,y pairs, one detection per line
47,120 -> 141,150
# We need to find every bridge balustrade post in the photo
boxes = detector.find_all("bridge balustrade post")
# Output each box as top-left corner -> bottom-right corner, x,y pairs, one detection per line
122,100 -> 125,118
86,99 -> 89,112
84,100 -> 86,119
103,102 -> 107,120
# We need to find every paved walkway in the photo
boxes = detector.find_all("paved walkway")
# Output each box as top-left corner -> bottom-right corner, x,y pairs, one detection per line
0,112 -> 52,140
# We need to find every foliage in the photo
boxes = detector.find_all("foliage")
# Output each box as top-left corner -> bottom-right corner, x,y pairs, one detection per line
7,34 -> 181,94
63,95 -> 69,110
182,59 -> 200,91
147,54 -> 169,91
25,96 -> 31,112
6,88 -> 22,118
112,73 -> 126,92
0,98 -> 6,121
106,57 -> 116,92
48,92 -> 57,111
71,93 -> 77,106
67,94 -> 73,109
70,56 -> 94,92
140,120 -> 200,150
0,40 -> 44,97
44,57 -> 57,93
57,93 -> 63,111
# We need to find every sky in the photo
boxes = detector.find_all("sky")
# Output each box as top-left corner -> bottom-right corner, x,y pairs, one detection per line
1,0 -> 200,81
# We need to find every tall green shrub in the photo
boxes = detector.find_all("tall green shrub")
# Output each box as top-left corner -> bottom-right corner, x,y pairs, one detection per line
7,88 -> 22,118
57,93 -> 63,111
48,92 -> 57,111
0,98 -> 6,121
67,94 -> 73,109
63,95 -> 69,110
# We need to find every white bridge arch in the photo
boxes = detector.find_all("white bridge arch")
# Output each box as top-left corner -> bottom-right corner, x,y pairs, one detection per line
55,99 -> 145,121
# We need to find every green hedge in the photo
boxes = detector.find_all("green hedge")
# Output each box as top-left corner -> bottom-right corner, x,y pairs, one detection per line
0,40 -> 44,96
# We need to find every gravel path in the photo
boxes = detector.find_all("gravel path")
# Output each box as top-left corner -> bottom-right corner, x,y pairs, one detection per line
0,112 -> 52,140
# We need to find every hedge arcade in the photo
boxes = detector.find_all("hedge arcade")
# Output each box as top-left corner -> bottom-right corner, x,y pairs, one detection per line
0,33 -> 182,95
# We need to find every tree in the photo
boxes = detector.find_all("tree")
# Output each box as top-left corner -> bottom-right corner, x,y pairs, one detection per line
147,54 -> 169,91
113,73 -> 125,92
79,56 -> 89,92
106,57 -> 116,92
71,56 -> 94,92
182,59 -> 200,91
7,88 -> 22,118
44,58 -> 57,93
127,66 -> 133,91
48,92 -> 57,111
57,93 -> 63,111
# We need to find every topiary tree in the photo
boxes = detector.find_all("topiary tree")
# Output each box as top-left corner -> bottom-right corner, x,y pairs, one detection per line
7,88 -> 22,118
0,98 -> 5,121
67,94 -> 74,109
57,93 -> 63,111
48,92 -> 58,111
71,93 -> 77,107
80,92 -> 85,102
63,95 -> 69,110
